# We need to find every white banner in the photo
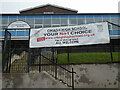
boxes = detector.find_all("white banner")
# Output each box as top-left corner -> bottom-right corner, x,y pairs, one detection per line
30,22 -> 110,48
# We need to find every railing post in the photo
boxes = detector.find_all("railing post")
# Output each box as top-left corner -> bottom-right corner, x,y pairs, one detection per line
52,48 -> 54,63
109,42 -> 113,63
72,68 -> 74,90
8,34 -> 11,73
27,48 -> 31,73
67,47 -> 70,64
55,57 -> 57,79
8,48 -> 12,73
39,49 -> 41,72
52,48 -> 54,76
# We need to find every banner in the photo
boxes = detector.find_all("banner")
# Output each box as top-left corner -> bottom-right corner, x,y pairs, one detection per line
30,22 -> 110,48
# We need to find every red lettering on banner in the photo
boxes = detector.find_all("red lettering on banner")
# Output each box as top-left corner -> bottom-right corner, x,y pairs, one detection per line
37,33 -> 95,41
67,32 -> 69,35
37,37 -> 45,42
91,34 -> 95,36
59,32 -> 69,35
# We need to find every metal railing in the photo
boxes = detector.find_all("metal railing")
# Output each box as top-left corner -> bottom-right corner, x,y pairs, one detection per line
29,49 -> 76,90
2,30 -> 11,73
40,53 -> 76,89
9,48 -> 28,73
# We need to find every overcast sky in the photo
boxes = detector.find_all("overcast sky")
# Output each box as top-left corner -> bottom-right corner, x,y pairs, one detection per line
0,0 -> 120,13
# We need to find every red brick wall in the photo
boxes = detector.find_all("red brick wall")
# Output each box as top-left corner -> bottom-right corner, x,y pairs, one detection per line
20,5 -> 77,14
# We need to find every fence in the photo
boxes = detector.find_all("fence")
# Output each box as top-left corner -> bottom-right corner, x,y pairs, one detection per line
3,42 -> 119,73
29,48 -> 76,89
56,42 -> 120,64
2,30 -> 11,73
10,48 -> 28,73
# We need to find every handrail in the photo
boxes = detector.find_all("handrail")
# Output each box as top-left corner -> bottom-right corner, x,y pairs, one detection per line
41,54 -> 76,74
107,21 -> 120,27
38,51 -> 76,89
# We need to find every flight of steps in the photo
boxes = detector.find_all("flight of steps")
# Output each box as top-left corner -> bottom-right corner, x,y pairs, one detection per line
10,51 -> 28,73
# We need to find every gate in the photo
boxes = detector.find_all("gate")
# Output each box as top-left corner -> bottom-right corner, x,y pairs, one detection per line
2,30 -> 11,73
2,20 -> 31,73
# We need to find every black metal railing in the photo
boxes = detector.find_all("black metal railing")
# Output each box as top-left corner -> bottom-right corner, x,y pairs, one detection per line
9,48 -> 28,73
2,30 -> 11,73
40,53 -> 76,89
29,48 -> 76,89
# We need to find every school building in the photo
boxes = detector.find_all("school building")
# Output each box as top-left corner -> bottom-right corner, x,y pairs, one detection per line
0,4 -> 120,51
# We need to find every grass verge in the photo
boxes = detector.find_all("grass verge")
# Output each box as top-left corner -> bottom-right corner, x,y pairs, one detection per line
57,52 -> 120,64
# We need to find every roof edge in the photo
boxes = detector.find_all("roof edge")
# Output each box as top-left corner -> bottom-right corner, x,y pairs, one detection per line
19,4 -> 78,13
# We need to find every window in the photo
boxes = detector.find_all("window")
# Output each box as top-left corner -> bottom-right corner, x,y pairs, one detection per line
103,16 -> 110,22
2,19 -> 8,25
94,16 -> 102,22
18,16 -> 25,21
78,18 -> 85,25
9,19 -> 16,24
9,16 -> 17,24
35,19 -> 43,24
61,19 -> 68,25
86,16 -> 94,24
108,24 -> 112,30
26,19 -> 34,25
95,18 -> 103,22
52,19 -> 60,24
43,24 -> 51,28
69,18 -> 77,25
35,25 -> 42,28
52,25 -> 60,27
86,18 -> 94,24
44,19 -> 51,25
112,25 -> 119,30
2,26 -> 7,29
111,18 -> 118,25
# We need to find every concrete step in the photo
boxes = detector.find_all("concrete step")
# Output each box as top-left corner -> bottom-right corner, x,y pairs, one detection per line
2,71 -> 69,88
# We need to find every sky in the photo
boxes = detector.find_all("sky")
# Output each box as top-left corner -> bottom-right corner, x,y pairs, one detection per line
0,0 -> 120,14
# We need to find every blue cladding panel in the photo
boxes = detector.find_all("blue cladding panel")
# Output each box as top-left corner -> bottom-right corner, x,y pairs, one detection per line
109,30 -> 120,35
61,15 -> 68,18
18,16 -> 25,19
112,30 -> 120,35
9,16 -> 17,19
69,15 -> 77,18
0,31 -> 5,36
35,16 -> 43,19
16,31 -> 25,36
77,15 -> 85,18
0,31 -> 4,36
0,31 -> 1,36
2,16 -> 8,19
25,30 -> 29,36
52,15 -> 60,18
8,31 -> 16,36
102,15 -> 111,18
2,31 -> 5,36
109,30 -> 112,35
94,15 -> 102,18
26,16 -> 34,19
44,15 -> 51,19
0,31 -> 1,37
111,15 -> 119,18
86,15 -> 93,18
